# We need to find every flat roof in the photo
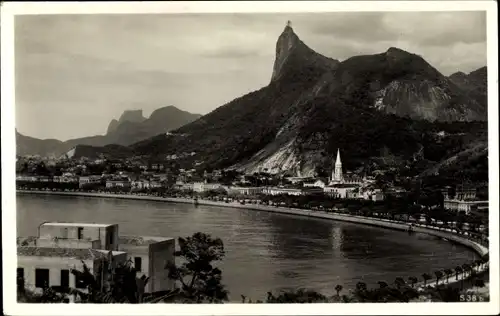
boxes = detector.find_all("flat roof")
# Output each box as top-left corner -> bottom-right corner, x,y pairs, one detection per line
41,222 -> 115,228
17,247 -> 125,260
119,235 -> 174,246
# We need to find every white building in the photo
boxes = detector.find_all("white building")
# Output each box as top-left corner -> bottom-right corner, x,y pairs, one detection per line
262,186 -> 323,196
17,222 -> 175,294
106,180 -> 132,189
193,182 -> 223,193
324,184 -> 360,199
78,175 -> 102,188
444,200 -> 488,215
16,175 -> 38,182
227,186 -> 262,196
53,176 -> 78,183
303,179 -> 326,189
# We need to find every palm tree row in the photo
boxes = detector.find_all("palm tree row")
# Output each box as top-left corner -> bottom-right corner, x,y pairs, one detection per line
414,255 -> 489,290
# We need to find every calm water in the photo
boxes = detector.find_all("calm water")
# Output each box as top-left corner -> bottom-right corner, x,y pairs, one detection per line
17,194 -> 477,301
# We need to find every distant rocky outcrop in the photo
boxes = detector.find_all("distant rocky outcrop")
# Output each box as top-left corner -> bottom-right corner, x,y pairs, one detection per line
16,106 -> 200,157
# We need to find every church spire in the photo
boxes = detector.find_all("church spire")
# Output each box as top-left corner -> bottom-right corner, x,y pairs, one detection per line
335,148 -> 342,166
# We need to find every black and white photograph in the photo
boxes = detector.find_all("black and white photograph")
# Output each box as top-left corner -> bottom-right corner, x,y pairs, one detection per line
2,1 -> 498,315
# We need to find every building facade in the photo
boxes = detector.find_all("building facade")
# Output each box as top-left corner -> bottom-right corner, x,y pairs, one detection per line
119,236 -> 176,293
227,186 -> 263,196
79,175 -> 102,188
17,222 -> 176,295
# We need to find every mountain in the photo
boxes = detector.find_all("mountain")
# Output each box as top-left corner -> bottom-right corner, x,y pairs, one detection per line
106,109 -> 146,134
16,130 -> 69,157
16,106 -> 201,157
102,106 -> 201,146
448,66 -> 487,108
131,25 -> 487,178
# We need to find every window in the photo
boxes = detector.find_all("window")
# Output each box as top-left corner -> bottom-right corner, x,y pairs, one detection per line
134,257 -> 142,272
62,228 -> 68,239
17,268 -> 24,288
108,232 -> 114,245
75,272 -> 86,289
35,268 -> 49,288
77,227 -> 84,240
60,269 -> 69,288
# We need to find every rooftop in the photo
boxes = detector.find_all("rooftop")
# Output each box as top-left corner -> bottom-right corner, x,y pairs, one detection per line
119,235 -> 174,246
41,222 -> 114,228
326,184 -> 360,188
17,247 -> 125,260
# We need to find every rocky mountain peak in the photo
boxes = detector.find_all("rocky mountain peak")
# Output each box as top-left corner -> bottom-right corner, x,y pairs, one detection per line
270,22 -> 340,83
385,47 -> 419,62
118,109 -> 145,124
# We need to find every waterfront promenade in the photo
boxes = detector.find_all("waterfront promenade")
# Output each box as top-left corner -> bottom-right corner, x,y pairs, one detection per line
17,189 -> 489,291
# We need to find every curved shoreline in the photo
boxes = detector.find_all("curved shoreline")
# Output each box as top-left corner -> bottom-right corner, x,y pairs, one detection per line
17,190 -> 489,289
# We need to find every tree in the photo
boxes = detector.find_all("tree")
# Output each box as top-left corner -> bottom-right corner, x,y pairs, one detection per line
166,232 -> 229,303
334,284 -> 343,297
444,269 -> 453,283
266,289 -> 330,303
408,276 -> 418,288
422,273 -> 432,287
462,264 -> 470,278
434,271 -> 444,286
455,266 -> 463,281
394,277 -> 406,289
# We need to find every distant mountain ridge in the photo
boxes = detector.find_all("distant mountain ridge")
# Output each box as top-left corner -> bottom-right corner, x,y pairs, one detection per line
16,106 -> 201,157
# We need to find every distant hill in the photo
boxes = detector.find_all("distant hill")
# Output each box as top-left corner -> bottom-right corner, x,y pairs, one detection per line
16,130 -> 69,157
130,25 -> 488,178
16,106 -> 201,157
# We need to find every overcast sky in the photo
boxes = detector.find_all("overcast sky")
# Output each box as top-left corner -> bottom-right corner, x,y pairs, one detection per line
15,12 -> 486,140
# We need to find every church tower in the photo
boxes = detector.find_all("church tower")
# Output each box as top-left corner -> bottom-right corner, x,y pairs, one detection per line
331,149 -> 344,183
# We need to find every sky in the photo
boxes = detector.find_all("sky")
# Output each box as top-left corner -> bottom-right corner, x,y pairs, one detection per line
15,12 -> 486,141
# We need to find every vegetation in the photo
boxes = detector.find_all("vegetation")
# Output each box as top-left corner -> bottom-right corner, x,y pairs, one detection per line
166,232 -> 229,303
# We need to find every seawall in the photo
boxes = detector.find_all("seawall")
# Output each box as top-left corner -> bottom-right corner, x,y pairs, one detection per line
17,190 -> 489,288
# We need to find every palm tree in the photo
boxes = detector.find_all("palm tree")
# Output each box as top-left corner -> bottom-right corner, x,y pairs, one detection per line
475,259 -> 483,271
455,266 -> 463,280
422,273 -> 432,287
434,271 -> 444,286
408,276 -> 418,288
334,284 -> 343,297
444,269 -> 453,283
462,264 -> 470,278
